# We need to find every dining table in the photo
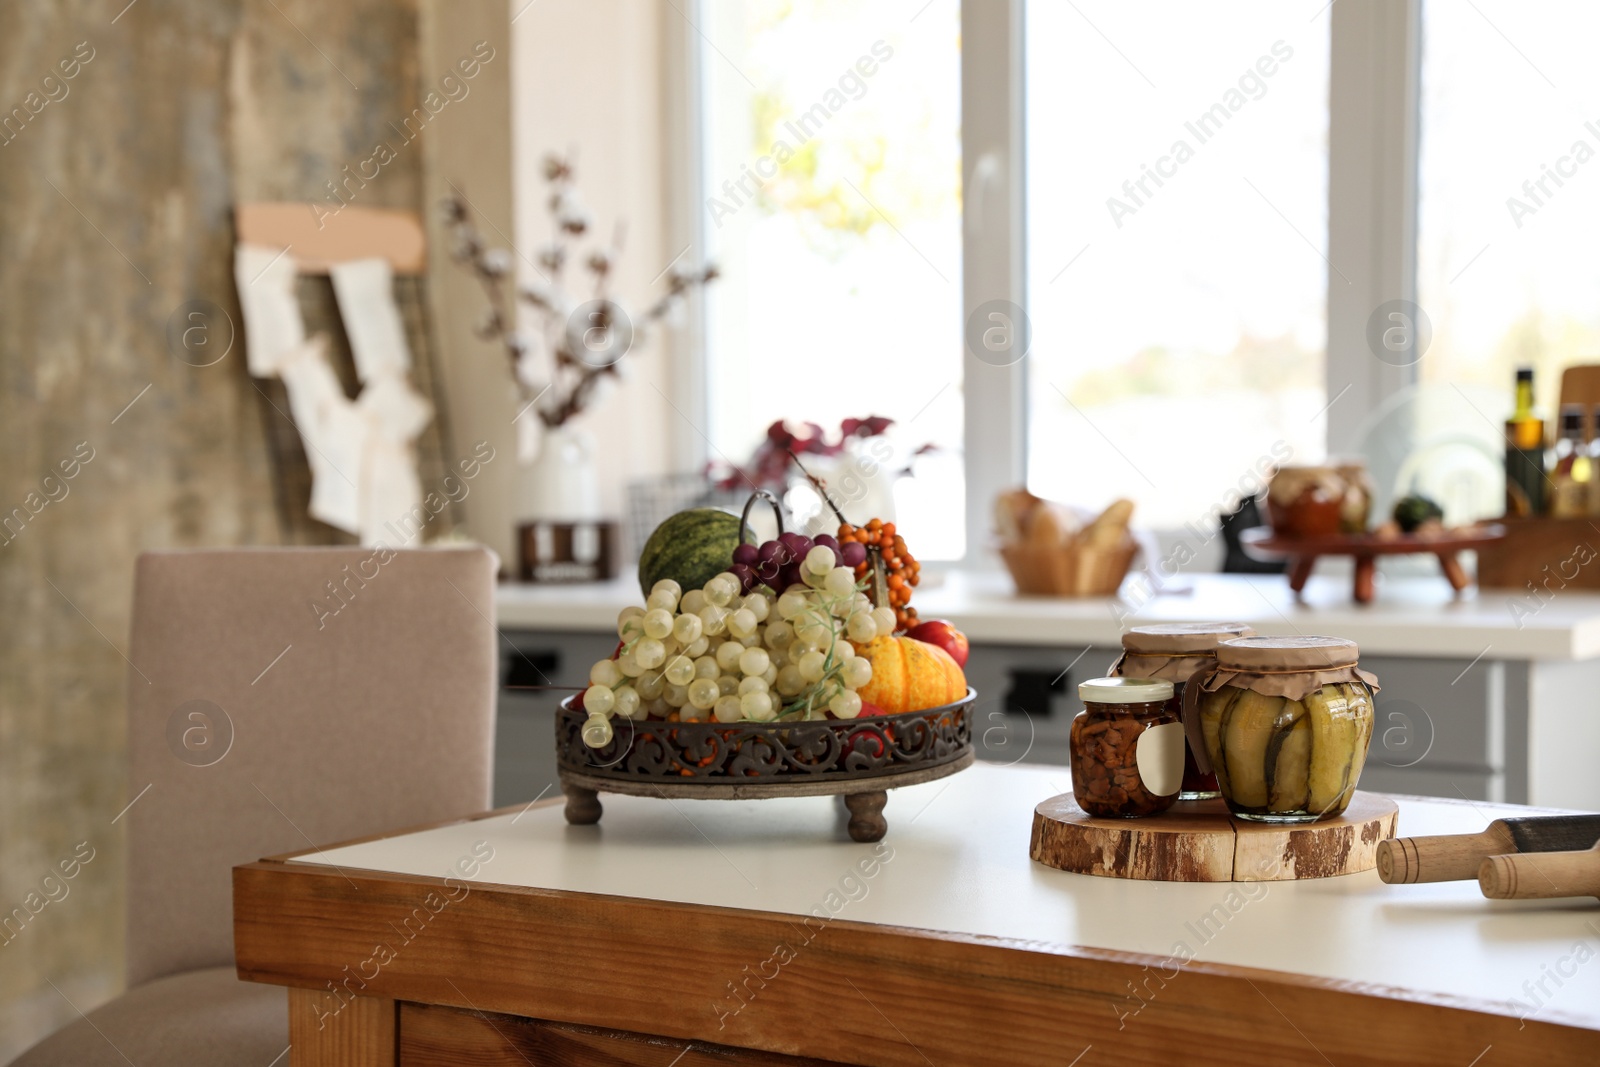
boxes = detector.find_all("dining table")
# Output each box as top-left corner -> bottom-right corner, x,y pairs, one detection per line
232,762 -> 1600,1065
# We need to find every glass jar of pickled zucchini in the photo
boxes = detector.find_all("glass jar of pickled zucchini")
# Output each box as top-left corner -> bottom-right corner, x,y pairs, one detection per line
1192,636 -> 1378,823
1110,622 -> 1254,801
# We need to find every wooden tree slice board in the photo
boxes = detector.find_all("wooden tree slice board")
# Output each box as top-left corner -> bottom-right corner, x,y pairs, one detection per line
1030,791 -> 1399,882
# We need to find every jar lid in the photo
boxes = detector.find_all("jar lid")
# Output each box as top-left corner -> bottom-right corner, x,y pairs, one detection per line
1215,635 -> 1359,672
1078,676 -> 1174,704
1122,622 -> 1256,655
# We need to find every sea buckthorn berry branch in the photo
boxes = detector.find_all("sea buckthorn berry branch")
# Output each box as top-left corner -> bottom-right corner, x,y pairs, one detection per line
838,519 -> 922,631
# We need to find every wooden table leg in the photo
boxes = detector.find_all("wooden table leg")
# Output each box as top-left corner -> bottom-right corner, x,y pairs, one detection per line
844,791 -> 888,842
1287,556 -> 1315,595
1353,554 -> 1377,604
289,989 -> 396,1065
1436,551 -> 1470,595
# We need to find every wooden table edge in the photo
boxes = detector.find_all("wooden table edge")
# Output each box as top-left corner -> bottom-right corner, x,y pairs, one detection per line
233,856 -> 1600,1065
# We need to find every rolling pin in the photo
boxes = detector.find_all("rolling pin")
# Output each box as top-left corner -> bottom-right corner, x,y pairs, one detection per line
1377,813 -> 1600,884
1480,841 -> 1600,902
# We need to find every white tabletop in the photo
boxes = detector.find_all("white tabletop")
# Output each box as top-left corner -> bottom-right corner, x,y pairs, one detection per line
303,763 -> 1600,1031
496,570 -> 1600,661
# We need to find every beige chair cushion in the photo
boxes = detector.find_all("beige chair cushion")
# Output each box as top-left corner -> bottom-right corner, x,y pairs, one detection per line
125,547 -> 498,987
8,967 -> 286,1067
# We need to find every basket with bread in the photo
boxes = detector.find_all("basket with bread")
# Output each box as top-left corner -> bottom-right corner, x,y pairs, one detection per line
995,490 -> 1138,597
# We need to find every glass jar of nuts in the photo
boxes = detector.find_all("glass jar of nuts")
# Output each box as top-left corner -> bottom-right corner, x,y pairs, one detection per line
1070,677 -> 1184,818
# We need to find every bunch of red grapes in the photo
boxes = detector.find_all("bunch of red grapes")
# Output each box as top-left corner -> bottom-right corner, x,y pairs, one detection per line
730,531 -> 868,595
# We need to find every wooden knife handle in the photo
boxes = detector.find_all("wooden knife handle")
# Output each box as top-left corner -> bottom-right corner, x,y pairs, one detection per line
1377,826 -> 1511,884
1479,843 -> 1600,901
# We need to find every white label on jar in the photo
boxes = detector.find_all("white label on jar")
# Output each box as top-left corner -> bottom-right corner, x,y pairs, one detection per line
1136,721 -> 1185,797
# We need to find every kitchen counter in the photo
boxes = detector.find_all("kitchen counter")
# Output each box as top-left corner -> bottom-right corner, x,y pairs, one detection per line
496,570 -> 1600,662
491,571 -> 1600,811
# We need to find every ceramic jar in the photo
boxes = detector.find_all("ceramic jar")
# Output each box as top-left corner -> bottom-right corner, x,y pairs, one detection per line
1266,462 -> 1372,538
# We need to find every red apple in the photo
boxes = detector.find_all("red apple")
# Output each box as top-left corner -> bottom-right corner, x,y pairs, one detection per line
905,619 -> 969,667
842,706 -> 892,761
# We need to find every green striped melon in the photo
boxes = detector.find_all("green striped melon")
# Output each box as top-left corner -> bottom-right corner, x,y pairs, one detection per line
637,508 -> 743,597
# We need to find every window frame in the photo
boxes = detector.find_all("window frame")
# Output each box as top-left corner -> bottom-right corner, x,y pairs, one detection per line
959,0 -> 1029,566
1325,0 -> 1422,457
663,6 -> 712,474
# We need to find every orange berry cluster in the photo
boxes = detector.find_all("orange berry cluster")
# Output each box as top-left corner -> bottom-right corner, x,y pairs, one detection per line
837,518 -> 921,632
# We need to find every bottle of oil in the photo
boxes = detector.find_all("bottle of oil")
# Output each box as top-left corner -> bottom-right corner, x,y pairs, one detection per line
1549,405 -> 1591,518
1504,367 -> 1546,517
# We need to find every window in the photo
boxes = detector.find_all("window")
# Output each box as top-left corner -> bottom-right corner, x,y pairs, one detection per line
1417,1 -> 1600,409
684,0 -> 1596,563
1346,0 -> 1600,525
1024,1 -> 1330,529
699,0 -> 966,559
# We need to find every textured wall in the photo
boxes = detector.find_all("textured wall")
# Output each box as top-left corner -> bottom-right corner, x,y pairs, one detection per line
0,0 -> 423,1057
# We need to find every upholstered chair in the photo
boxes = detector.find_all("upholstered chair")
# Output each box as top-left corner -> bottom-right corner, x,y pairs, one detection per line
10,547 -> 498,1066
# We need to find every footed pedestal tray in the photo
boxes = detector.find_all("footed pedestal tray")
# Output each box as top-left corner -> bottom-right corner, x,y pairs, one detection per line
556,689 -> 975,842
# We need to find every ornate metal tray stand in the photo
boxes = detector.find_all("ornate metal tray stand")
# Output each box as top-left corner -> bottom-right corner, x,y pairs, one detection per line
555,690 -> 976,842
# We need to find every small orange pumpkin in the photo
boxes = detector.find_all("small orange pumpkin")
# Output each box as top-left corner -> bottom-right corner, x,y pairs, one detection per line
855,635 -> 967,714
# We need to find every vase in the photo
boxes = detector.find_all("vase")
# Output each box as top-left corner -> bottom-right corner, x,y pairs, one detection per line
788,443 -> 898,534
520,424 -> 602,522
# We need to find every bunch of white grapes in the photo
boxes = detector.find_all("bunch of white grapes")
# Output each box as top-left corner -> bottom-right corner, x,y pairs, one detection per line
579,546 -> 895,748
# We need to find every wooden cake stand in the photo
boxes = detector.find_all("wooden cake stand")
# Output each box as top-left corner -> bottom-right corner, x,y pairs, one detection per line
1241,525 -> 1504,604
1030,792 -> 1399,882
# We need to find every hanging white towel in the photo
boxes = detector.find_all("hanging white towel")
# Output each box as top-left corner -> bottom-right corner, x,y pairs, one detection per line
278,337 -> 363,536
330,257 -> 414,383
234,245 -> 305,377
354,376 -> 431,545
235,240 -> 435,547
312,402 -> 370,536
359,432 -> 426,547
357,375 -> 434,444
330,258 -> 434,544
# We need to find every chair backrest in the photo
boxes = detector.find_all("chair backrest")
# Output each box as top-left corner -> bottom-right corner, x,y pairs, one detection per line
124,547 -> 498,986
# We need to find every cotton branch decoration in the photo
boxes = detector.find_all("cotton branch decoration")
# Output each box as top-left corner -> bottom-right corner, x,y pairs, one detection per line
445,154 -> 717,458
